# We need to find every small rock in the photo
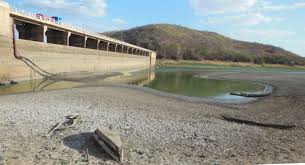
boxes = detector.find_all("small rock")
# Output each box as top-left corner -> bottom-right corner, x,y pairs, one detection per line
137,150 -> 144,155
230,153 -> 236,157
198,154 -> 206,158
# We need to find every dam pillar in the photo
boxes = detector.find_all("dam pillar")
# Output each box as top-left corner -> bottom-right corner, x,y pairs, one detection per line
107,42 -> 110,51
0,1 -> 13,82
0,1 -> 11,38
43,25 -> 47,43
84,36 -> 88,48
115,44 -> 118,52
66,32 -> 71,46
97,40 -> 100,50
0,0 -> 15,83
150,52 -> 157,67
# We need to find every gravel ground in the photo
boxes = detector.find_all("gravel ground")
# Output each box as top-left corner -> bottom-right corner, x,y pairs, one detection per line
0,70 -> 305,164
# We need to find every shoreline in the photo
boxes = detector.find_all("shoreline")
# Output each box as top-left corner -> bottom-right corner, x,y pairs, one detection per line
0,69 -> 305,164
0,68 -> 274,104
158,59 -> 305,71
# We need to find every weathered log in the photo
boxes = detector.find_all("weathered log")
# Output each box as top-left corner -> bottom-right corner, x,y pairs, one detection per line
66,114 -> 81,127
93,128 -> 123,163
222,115 -> 296,130
230,84 -> 273,98
47,114 -> 80,138
230,92 -> 271,97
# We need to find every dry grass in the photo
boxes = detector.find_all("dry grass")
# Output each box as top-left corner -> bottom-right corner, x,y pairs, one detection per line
157,59 -> 305,70
105,24 -> 305,65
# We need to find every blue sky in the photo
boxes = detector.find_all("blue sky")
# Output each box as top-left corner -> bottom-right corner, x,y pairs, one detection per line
5,0 -> 305,57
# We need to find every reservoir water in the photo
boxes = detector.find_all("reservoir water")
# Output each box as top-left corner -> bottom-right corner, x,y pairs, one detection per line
0,66 -> 266,102
123,67 -> 265,100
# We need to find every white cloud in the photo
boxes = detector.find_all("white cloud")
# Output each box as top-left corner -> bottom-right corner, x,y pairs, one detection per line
189,0 -> 258,15
189,0 -> 305,15
261,1 -> 305,11
190,0 -> 305,26
206,13 -> 283,26
24,0 -> 107,17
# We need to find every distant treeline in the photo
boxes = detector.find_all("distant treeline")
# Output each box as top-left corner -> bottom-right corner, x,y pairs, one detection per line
157,45 -> 304,66
104,24 -> 305,66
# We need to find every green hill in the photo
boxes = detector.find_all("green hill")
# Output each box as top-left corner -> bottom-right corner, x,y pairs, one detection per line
104,24 -> 305,65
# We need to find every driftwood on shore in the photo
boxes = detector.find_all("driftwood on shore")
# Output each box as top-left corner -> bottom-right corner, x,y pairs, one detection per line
230,85 -> 273,98
93,128 -> 123,163
222,115 -> 296,130
230,92 -> 271,97
47,114 -> 80,138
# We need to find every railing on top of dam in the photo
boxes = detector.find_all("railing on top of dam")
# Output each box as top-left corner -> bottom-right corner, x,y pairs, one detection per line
10,7 -> 117,40
11,7 -> 85,33
9,7 -> 154,56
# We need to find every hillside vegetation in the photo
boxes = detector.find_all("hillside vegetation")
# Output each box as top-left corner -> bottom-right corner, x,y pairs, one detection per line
104,24 -> 305,65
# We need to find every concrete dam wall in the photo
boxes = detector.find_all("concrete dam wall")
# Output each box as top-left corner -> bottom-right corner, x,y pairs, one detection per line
0,1 -> 156,83
0,38 -> 153,81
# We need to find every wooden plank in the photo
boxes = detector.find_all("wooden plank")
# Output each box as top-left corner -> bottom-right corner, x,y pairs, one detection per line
93,128 -> 123,163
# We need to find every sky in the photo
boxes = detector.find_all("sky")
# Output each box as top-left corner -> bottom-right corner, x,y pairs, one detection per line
5,0 -> 305,57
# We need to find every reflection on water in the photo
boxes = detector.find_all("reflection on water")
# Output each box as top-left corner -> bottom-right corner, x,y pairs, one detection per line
0,79 -> 81,95
0,70 -> 154,96
105,69 -> 155,86
0,67 -> 266,102
107,67 -> 265,100
140,71 -> 264,98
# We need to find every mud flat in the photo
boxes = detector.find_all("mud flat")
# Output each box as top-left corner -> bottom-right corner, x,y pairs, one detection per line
0,70 -> 305,164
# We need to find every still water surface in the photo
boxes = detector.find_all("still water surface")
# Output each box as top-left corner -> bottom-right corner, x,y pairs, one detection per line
0,67 -> 265,101
125,67 -> 265,100
141,71 -> 263,98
